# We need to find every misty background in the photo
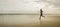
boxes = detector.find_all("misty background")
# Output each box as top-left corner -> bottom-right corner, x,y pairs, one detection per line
0,0 -> 60,14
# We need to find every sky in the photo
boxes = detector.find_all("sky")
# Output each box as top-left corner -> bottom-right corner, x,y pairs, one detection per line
0,0 -> 60,14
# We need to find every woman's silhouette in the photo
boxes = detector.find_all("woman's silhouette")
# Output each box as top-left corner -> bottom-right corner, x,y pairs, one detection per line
39,9 -> 43,20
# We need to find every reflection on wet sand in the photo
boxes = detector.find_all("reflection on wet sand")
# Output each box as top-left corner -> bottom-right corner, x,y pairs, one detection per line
0,15 -> 60,27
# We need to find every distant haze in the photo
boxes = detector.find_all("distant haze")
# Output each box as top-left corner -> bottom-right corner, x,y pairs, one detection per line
0,0 -> 60,15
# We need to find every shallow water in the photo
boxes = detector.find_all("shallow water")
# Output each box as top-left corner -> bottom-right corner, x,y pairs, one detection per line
0,15 -> 60,27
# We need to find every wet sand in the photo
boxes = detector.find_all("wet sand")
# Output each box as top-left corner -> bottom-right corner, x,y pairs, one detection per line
0,15 -> 60,27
